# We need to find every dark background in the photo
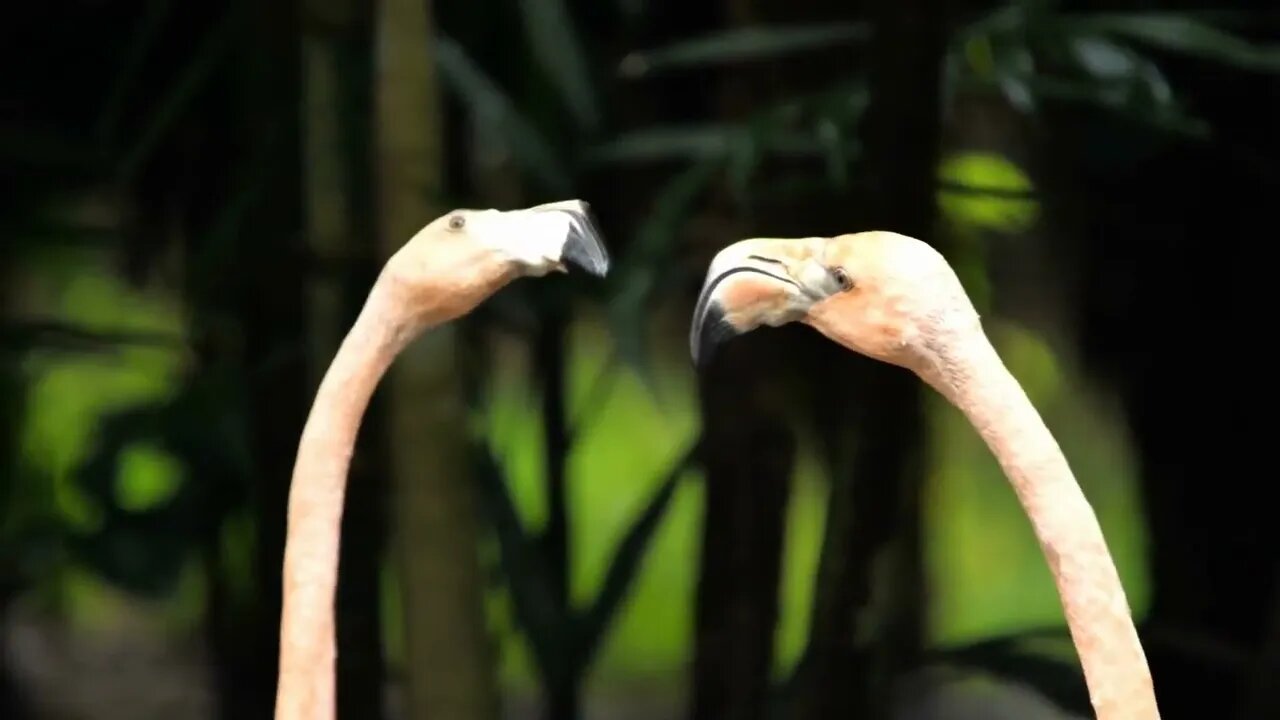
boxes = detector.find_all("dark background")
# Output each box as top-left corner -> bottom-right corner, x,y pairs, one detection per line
2,1 -> 1277,719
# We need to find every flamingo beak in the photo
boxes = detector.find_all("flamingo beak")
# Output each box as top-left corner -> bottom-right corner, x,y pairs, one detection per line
689,238 -> 823,367
531,199 -> 611,277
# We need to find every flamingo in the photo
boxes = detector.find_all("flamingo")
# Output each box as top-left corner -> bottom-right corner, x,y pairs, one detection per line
688,231 -> 1159,720
274,200 -> 609,720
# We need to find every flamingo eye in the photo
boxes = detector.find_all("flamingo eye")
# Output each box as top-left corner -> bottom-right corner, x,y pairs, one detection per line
831,266 -> 853,291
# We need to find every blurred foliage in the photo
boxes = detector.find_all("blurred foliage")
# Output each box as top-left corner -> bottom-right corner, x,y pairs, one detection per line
4,245 -> 219,629
935,150 -> 1042,314
430,0 -> 1279,709
1,0 -> 1277,717
113,445 -> 183,513
472,318 -> 830,687
621,1 -> 1280,148
937,152 -> 1039,235
617,23 -> 869,77
18,259 -> 185,526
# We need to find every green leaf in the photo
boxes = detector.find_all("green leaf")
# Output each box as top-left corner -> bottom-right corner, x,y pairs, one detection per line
724,129 -> 759,205
1067,35 -> 1171,104
937,151 -> 1040,235
1068,36 -> 1158,85
606,160 -> 719,382
816,119 -> 849,188
587,121 -> 831,168
619,23 -> 870,77
182,120 -> 282,306
516,0 -> 601,132
114,443 -> 184,512
1063,13 -> 1280,72
435,35 -> 573,194
95,0 -> 173,144
471,443 -> 571,681
949,23 -> 1211,137
584,125 -> 740,164
1051,35 -> 1210,135
1026,75 -> 1209,137
0,320 -> 182,359
568,349 -> 623,441
952,3 -> 1026,44
574,440 -> 698,671
991,38 -> 1038,113
116,7 -> 241,181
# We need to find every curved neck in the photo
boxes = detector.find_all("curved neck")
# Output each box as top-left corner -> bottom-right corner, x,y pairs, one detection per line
924,326 -> 1160,720
275,280 -> 414,720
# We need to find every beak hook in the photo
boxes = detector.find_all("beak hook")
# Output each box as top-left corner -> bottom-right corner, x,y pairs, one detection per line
554,200 -> 611,277
690,293 -> 742,369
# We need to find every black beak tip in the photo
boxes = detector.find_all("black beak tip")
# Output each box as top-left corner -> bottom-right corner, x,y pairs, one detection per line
562,203 -> 611,278
690,302 -> 737,369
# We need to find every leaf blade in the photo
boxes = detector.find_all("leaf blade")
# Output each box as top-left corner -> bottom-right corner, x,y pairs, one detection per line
434,35 -> 574,194
574,441 -> 699,671
470,443 -> 571,681
1063,12 -> 1280,72
516,0 -> 601,132
605,159 -> 719,381
619,23 -> 870,77
584,124 -> 738,164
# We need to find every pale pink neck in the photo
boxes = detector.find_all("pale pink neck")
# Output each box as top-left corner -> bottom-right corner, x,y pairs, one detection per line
923,324 -> 1160,720
275,280 -> 413,720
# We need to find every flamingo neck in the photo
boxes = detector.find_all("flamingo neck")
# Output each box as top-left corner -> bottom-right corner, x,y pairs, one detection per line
922,324 -> 1160,720
275,278 -> 414,720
